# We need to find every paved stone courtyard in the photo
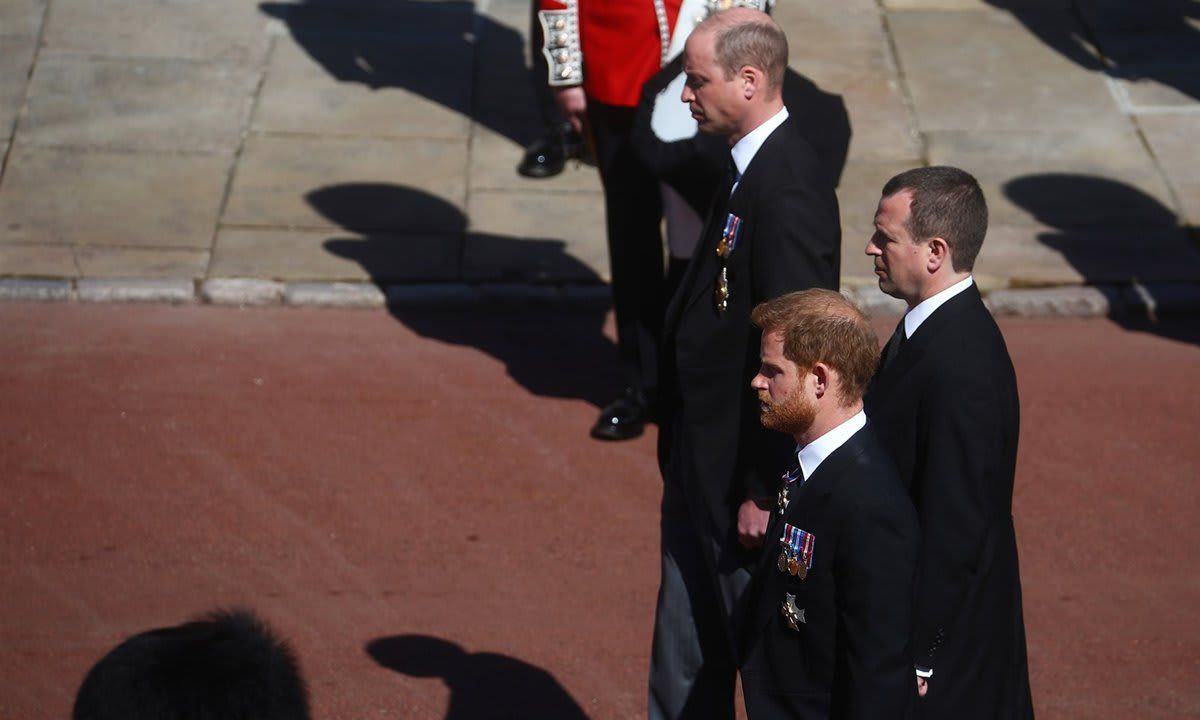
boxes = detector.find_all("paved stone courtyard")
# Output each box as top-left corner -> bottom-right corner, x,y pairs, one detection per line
1,0 -> 1199,312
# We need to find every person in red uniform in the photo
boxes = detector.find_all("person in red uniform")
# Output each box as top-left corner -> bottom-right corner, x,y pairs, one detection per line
538,0 -> 683,441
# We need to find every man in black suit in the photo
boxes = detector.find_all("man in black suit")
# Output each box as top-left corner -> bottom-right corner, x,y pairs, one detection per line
649,9 -> 841,720
740,289 -> 918,720
864,166 -> 1034,719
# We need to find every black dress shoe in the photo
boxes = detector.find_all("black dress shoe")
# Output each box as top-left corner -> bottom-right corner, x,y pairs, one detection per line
517,132 -> 566,178
590,391 -> 649,441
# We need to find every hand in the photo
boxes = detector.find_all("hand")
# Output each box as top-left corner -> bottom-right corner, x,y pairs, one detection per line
737,498 -> 771,549
554,85 -> 587,135
916,676 -> 928,697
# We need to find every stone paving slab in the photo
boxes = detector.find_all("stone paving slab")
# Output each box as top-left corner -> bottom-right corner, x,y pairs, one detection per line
978,224 -> 1200,286
469,127 -> 602,193
464,190 -> 607,283
776,0 -> 921,162
889,9 -> 1127,134
253,33 -> 472,140
882,0 -> 1071,8
40,0 -> 270,64
0,146 -> 229,248
925,129 -> 1180,228
1138,114 -> 1200,225
211,228 -> 460,282
1113,71 -> 1200,110
20,56 -> 258,153
75,247 -> 210,279
0,0 -> 1197,315
0,0 -> 45,37
0,34 -> 35,133
0,244 -> 76,277
222,135 -> 467,229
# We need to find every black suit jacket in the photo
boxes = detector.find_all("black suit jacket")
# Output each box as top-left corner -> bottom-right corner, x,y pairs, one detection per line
741,423 -> 918,720
658,116 -> 841,544
864,285 -> 1034,719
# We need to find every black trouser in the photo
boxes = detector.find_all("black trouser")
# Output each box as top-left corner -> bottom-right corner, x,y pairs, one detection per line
587,100 -> 666,400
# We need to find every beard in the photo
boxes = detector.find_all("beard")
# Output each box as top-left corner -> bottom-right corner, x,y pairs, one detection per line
758,389 -> 817,436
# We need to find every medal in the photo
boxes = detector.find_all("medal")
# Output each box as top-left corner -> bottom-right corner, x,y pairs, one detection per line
780,524 -> 816,580
781,593 -> 805,631
777,465 -> 801,515
714,266 -> 729,313
777,549 -> 789,573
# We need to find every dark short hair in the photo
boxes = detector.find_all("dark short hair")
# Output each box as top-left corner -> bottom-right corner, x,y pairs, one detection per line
751,289 -> 879,406
704,11 -> 788,93
882,166 -> 988,272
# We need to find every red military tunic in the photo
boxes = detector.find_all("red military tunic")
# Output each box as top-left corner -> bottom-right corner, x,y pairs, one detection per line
539,0 -> 682,108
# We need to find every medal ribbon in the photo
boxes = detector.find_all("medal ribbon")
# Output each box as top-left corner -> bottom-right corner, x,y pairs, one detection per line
782,524 -> 815,571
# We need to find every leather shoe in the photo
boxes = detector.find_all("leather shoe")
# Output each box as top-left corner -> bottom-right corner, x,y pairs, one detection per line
590,391 -> 649,441
517,132 -> 566,178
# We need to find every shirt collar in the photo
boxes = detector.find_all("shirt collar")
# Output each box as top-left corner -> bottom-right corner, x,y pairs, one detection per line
903,275 -> 974,339
730,107 -> 789,179
796,409 -> 867,481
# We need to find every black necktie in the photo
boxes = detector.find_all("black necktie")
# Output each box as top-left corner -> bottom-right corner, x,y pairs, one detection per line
881,320 -> 906,370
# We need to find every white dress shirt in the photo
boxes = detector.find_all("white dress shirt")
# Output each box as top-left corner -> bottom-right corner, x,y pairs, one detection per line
729,107 -> 789,193
903,275 -> 975,340
795,409 -> 867,482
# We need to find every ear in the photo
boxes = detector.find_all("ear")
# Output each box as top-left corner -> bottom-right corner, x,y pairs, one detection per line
810,362 -> 832,399
740,65 -> 764,100
926,236 -> 951,273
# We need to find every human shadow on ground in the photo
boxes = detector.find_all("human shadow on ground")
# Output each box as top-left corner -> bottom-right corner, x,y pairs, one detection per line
982,0 -> 1200,102
1004,173 -> 1200,345
366,635 -> 590,720
310,183 -> 618,408
259,0 -> 541,147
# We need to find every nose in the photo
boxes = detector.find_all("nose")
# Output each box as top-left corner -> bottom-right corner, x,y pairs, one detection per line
680,84 -> 693,104
865,234 -> 882,257
750,371 -> 766,391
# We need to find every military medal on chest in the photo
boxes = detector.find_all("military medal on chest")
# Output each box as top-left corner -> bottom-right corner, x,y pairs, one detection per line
776,465 -> 802,515
777,523 -> 815,580
781,592 -> 805,631
714,213 -> 743,314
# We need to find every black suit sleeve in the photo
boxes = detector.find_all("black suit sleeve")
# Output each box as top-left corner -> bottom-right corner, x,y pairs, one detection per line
911,362 -> 1004,670
836,489 -> 919,719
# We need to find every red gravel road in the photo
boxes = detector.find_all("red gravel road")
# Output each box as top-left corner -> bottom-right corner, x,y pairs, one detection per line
1,303 -> 1197,719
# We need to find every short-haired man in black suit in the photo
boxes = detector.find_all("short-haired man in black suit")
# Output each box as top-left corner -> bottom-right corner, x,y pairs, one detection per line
864,166 -> 1034,719
649,8 -> 841,720
741,288 -> 919,720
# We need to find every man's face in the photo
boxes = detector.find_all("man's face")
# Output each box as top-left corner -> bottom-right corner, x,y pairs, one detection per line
751,331 -> 817,436
866,190 -> 928,305
681,29 -> 744,137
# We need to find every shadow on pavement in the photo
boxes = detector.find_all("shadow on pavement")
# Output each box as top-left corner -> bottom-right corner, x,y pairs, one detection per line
309,183 -> 618,408
1004,173 -> 1200,345
366,635 -> 591,720
260,0 -> 541,146
982,0 -> 1200,101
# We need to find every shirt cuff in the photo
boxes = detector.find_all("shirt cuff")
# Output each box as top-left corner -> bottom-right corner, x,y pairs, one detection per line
915,666 -> 933,678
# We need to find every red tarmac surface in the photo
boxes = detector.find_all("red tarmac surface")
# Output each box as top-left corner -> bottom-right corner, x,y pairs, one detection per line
1,303 -> 1198,719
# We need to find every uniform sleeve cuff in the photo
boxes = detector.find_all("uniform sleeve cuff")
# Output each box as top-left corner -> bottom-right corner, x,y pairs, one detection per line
915,666 -> 933,678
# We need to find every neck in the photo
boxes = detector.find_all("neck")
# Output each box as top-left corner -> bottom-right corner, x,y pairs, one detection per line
728,98 -> 784,147
908,271 -> 971,309
794,400 -> 862,447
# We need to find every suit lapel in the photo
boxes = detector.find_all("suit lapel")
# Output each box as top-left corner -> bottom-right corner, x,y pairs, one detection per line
750,425 -> 871,638
671,119 -> 795,321
869,285 -> 983,402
